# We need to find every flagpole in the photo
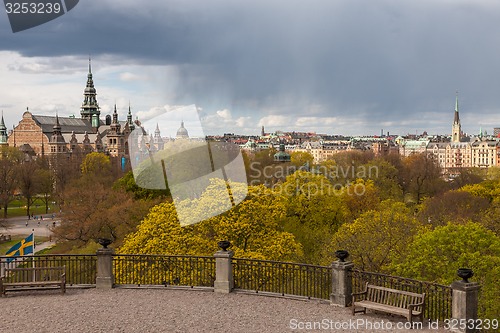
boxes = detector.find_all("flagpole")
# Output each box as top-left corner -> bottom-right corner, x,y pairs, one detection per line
32,228 -> 35,282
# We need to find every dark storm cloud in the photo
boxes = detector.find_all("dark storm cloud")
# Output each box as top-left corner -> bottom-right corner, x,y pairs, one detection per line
2,0 -> 500,134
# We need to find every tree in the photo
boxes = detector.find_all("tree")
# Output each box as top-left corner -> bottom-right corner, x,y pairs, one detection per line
401,153 -> 443,204
35,160 -> 55,214
290,151 -> 314,168
326,200 -> 423,272
115,171 -> 170,200
0,146 -> 22,218
245,148 -> 278,185
81,152 -> 113,183
54,176 -> 152,248
418,190 -> 490,227
391,223 -> 500,319
363,158 -> 403,201
278,171 -> 348,263
50,153 -> 82,204
120,182 -> 303,262
18,160 -> 41,218
341,179 -> 381,221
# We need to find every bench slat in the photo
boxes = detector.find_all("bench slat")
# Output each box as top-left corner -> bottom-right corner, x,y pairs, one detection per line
354,301 -> 422,316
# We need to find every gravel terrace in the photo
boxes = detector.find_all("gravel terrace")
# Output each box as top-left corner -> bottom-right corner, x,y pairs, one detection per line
0,288 -> 448,333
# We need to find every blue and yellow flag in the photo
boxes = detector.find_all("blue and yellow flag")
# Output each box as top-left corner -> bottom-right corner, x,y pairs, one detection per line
5,233 -> 34,262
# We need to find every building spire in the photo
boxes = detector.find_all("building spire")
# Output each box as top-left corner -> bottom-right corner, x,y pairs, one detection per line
452,91 -> 461,142
0,110 -> 6,130
0,111 -> 7,144
81,57 -> 100,124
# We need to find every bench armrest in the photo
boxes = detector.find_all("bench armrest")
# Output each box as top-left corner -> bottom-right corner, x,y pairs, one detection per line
352,290 -> 367,302
408,300 -> 425,309
351,290 -> 367,297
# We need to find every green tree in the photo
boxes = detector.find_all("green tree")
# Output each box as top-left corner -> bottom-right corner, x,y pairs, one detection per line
115,171 -> 170,200
290,151 -> 314,168
341,179 -> 381,221
326,200 -> 423,272
278,171 -> 348,263
391,223 -> 500,319
81,152 -> 112,183
363,158 -> 403,201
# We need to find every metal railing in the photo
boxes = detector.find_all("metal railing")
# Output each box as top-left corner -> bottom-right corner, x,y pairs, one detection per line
351,269 -> 452,321
232,258 -> 331,300
113,254 -> 215,287
0,255 -> 97,286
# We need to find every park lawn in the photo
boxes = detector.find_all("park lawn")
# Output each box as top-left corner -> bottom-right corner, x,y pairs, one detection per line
4,203 -> 58,218
0,235 -> 50,255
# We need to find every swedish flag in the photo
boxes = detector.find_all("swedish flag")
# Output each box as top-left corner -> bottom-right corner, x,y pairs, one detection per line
5,233 -> 34,262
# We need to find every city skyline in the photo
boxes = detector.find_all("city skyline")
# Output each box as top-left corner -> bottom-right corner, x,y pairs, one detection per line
2,1 -> 500,136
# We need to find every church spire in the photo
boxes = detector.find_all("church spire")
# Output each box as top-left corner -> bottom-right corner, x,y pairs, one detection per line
452,91 -> 462,143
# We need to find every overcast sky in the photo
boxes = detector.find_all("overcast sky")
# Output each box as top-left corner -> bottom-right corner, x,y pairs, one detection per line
1,0 -> 500,137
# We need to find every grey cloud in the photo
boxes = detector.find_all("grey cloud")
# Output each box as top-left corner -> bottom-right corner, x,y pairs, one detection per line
2,0 -> 500,135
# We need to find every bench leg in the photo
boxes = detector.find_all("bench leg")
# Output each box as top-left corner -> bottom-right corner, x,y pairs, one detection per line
352,305 -> 366,316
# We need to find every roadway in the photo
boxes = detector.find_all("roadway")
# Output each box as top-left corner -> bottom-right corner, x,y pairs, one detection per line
0,215 -> 60,253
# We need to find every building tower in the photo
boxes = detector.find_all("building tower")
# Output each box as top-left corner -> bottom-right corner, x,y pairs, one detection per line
80,57 -> 100,126
127,103 -> 135,131
107,104 -> 124,157
48,114 -> 67,154
0,111 -> 8,146
452,93 -> 461,143
153,123 -> 164,150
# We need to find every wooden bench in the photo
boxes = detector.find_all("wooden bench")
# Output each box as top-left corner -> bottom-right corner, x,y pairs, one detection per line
352,282 -> 425,323
1,266 -> 66,296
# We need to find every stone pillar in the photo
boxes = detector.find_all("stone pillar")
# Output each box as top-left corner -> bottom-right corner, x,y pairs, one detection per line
451,280 -> 481,333
214,250 -> 234,293
330,260 -> 354,307
96,247 -> 114,289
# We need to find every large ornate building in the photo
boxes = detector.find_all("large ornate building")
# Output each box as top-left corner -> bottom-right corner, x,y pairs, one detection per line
7,59 -> 138,159
399,94 -> 500,174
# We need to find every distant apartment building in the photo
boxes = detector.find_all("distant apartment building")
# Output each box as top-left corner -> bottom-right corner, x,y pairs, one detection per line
399,94 -> 500,173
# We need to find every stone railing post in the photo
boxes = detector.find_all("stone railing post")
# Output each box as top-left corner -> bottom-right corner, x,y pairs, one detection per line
451,268 -> 480,333
96,240 -> 114,289
214,240 -> 234,293
330,250 -> 354,307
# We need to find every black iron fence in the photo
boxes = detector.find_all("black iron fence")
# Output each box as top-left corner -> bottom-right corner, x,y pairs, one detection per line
232,258 -> 331,300
351,269 -> 453,321
113,254 -> 215,287
0,253 -> 455,321
0,255 -> 97,286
